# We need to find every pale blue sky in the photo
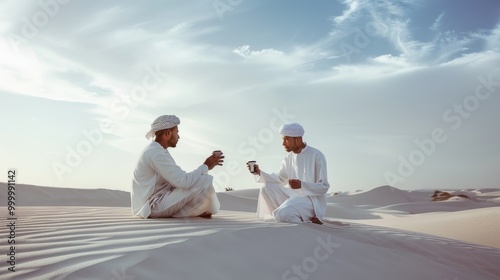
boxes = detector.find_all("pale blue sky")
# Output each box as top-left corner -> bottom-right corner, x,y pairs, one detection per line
1,0 -> 499,192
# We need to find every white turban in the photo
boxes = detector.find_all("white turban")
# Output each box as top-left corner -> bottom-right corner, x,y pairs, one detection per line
279,123 -> 304,137
145,115 -> 180,139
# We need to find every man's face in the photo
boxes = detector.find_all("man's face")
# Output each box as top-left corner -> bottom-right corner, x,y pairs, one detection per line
282,136 -> 299,152
167,126 -> 180,148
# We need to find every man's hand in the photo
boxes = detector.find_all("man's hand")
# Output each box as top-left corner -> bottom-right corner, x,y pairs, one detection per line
204,154 -> 224,170
289,179 -> 301,189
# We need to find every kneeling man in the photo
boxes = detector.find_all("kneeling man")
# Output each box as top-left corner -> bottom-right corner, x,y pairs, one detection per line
249,123 -> 330,224
131,115 -> 222,219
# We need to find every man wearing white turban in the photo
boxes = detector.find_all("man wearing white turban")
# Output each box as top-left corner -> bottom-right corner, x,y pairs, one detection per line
248,123 -> 330,224
131,115 -> 222,219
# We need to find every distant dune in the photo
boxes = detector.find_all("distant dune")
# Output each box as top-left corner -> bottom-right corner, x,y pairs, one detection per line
0,183 -> 130,207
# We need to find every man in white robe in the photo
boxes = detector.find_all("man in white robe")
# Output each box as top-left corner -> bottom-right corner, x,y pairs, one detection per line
131,115 -> 222,219
249,123 -> 330,224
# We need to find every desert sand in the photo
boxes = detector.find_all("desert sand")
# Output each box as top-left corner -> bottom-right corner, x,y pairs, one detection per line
1,183 -> 499,280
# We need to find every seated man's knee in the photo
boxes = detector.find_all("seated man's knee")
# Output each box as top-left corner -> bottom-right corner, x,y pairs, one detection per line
274,206 -> 302,223
193,183 -> 213,196
191,176 -> 213,193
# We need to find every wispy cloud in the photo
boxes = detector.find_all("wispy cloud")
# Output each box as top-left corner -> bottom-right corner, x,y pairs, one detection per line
233,45 -> 284,60
486,24 -> 500,51
430,11 -> 446,31
321,0 -> 499,68
332,0 -> 360,24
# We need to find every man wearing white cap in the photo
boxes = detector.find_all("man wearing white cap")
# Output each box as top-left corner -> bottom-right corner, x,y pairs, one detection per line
249,123 -> 330,224
131,115 -> 222,219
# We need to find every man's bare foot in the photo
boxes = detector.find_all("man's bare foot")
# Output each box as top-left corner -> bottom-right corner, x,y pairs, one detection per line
310,216 -> 323,225
198,212 -> 213,219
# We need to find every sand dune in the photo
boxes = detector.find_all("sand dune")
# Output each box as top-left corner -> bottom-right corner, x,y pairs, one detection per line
0,183 -> 130,207
1,184 -> 499,279
328,185 -> 431,206
357,206 -> 500,249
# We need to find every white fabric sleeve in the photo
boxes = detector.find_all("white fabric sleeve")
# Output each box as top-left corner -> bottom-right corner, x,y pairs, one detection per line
257,160 -> 288,186
151,151 -> 208,189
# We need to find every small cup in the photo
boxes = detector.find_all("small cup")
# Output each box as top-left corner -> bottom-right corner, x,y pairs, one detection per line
247,161 -> 257,174
213,150 -> 223,157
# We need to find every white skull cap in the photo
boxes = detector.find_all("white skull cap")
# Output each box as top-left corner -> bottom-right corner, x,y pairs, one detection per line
145,115 -> 180,139
279,122 -> 304,137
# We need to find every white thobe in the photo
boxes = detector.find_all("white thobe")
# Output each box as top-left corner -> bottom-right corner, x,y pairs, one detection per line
131,141 -> 220,218
256,145 -> 330,222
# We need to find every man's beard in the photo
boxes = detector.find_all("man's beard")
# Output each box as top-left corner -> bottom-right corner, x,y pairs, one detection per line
169,139 -> 178,148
